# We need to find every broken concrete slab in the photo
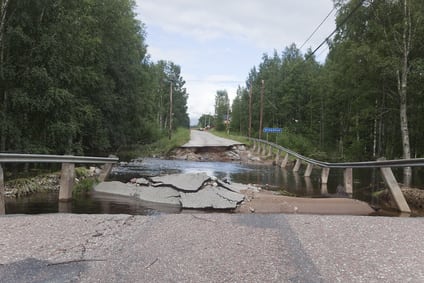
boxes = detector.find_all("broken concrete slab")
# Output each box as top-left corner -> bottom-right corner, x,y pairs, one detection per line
150,172 -> 210,191
94,173 -> 246,210
137,186 -> 181,206
180,186 -> 238,209
94,181 -> 138,197
179,185 -> 245,209
215,187 -> 245,203
216,180 -> 248,193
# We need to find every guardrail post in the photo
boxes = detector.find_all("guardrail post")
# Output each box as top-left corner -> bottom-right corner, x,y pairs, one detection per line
275,150 -> 281,164
321,167 -> 330,184
252,141 -> 256,151
261,143 -> 267,156
98,157 -> 115,182
280,153 -> 289,168
293,159 -> 302,172
304,163 -> 314,177
0,164 -> 5,214
305,176 -> 313,193
59,163 -> 75,201
380,167 -> 411,213
344,168 -> 353,194
321,183 -> 328,194
256,142 -> 262,154
267,145 -> 272,157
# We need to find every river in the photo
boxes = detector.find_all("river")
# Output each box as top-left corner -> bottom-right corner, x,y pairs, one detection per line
5,158 -> 424,215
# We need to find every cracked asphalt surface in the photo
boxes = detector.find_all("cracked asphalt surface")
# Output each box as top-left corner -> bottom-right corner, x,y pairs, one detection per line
1,213 -> 423,282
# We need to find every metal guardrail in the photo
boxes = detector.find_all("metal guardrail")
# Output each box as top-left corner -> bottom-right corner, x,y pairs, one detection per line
0,153 -> 118,164
0,153 -> 119,206
249,138 -> 424,169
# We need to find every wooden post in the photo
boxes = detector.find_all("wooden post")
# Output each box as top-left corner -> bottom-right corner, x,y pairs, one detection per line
248,82 -> 252,138
99,155 -> 116,182
98,162 -> 114,182
0,164 -> 5,215
280,153 -> 289,168
305,176 -> 313,193
293,159 -> 302,172
258,80 -> 264,139
275,150 -> 281,164
344,168 -> 353,194
168,81 -> 173,140
321,183 -> 328,195
59,163 -> 75,201
380,167 -> 411,213
267,145 -> 272,157
58,201 -> 72,213
261,143 -> 267,156
304,163 -> 314,177
321,167 -> 330,184
256,142 -> 262,154
252,141 -> 256,151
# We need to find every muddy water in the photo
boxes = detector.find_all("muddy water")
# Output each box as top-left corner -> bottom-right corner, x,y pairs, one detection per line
5,158 -> 424,215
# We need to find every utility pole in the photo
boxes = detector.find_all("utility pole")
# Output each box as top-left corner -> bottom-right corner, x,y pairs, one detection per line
168,81 -> 173,140
248,81 -> 252,138
226,97 -> 230,134
259,79 -> 264,139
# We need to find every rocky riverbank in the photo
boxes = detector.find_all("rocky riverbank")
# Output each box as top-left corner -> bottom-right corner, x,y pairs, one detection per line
4,173 -> 60,198
377,187 -> 424,216
3,167 -> 101,198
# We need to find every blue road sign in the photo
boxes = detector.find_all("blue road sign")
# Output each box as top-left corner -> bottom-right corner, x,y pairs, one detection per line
263,127 -> 282,133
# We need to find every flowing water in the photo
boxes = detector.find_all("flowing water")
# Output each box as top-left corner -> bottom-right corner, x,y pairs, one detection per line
5,158 -> 424,215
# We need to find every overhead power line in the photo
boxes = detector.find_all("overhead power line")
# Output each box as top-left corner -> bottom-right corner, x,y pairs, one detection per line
299,6 -> 336,50
306,0 -> 367,59
186,79 -> 244,84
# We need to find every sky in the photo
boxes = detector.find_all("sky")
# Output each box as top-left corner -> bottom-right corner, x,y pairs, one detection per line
134,0 -> 336,126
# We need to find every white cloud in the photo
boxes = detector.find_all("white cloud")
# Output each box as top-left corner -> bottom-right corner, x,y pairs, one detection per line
135,0 -> 336,126
136,0 -> 335,50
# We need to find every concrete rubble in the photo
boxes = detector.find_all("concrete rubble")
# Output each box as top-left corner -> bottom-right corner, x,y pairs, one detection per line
94,172 -> 246,210
150,172 -> 209,191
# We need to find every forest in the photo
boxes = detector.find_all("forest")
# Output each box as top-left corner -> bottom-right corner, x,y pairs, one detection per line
226,0 -> 424,165
2,0 -> 423,167
0,0 -> 189,156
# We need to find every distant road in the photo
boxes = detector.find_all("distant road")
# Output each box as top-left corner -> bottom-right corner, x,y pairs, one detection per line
181,130 -> 244,147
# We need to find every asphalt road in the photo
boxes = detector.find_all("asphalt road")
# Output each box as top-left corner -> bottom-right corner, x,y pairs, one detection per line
181,130 -> 243,147
1,213 -> 423,282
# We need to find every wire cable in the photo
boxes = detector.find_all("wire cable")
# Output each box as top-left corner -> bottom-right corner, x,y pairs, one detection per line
299,6 -> 336,50
306,0 -> 367,60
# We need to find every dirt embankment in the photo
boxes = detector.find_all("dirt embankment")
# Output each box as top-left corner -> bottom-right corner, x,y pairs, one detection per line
236,189 -> 375,215
377,187 -> 424,216
169,145 -> 275,165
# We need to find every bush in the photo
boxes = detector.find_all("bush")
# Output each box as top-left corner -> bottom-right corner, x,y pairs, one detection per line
73,178 -> 98,195
277,132 -> 315,156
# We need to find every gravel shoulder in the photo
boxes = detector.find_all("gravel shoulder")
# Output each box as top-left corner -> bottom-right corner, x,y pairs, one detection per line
237,189 -> 375,215
1,213 -> 423,282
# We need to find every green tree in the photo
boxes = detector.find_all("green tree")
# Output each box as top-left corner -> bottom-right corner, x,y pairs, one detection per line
214,90 -> 230,131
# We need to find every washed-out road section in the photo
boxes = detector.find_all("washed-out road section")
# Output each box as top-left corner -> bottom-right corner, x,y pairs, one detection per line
1,213 -> 423,282
181,130 -> 244,147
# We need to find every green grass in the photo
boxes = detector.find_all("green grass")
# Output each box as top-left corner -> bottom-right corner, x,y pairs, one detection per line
117,127 -> 190,160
